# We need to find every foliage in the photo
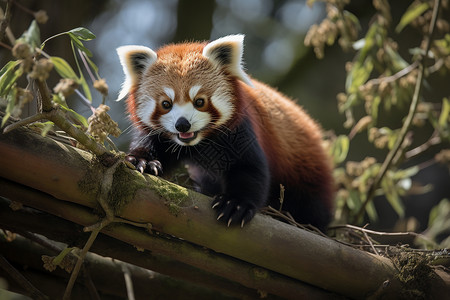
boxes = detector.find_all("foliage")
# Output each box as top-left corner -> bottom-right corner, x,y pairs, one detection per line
308,0 -> 450,239
0,17 -> 118,148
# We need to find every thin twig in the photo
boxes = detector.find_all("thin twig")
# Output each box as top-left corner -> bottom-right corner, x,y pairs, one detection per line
63,228 -> 103,300
0,40 -> 12,50
11,0 -> 35,16
366,61 -> 420,86
75,89 -> 95,113
78,49 -> 96,83
330,224 -> 421,238
362,230 -> 379,255
405,130 -> 441,159
3,112 -> 50,133
0,0 -> 12,43
354,0 -> 442,223
0,254 -> 48,300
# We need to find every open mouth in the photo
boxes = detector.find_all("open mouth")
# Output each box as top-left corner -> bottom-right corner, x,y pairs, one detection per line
177,131 -> 198,143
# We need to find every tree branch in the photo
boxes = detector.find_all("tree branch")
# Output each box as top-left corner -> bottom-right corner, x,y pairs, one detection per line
0,122 -> 409,299
1,117 -> 449,298
0,182 -> 329,300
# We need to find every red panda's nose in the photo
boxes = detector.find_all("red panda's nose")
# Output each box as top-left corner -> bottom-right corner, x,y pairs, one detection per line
175,117 -> 191,133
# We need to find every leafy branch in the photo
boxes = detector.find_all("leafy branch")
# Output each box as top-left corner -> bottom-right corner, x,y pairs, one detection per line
355,0 -> 443,223
310,0 -> 450,227
0,12 -> 118,162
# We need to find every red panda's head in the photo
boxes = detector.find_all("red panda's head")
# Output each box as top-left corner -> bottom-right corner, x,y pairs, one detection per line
117,35 -> 252,146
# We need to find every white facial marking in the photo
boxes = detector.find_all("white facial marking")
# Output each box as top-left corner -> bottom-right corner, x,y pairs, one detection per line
159,102 -> 211,146
189,85 -> 202,100
210,88 -> 234,126
163,87 -> 175,101
137,97 -> 156,126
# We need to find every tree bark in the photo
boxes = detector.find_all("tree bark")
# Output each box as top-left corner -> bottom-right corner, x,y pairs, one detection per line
0,126 -> 448,299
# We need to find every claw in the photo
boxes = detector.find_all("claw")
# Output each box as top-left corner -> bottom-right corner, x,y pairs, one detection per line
227,218 -> 232,227
151,165 -> 158,176
212,202 -> 220,209
138,166 -> 145,173
217,212 -> 224,221
241,219 -> 246,228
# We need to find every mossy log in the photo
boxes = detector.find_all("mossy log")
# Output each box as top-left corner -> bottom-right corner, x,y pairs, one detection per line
0,126 -> 448,299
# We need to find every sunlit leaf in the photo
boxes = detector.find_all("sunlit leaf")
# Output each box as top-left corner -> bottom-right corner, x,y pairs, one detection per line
50,57 -> 79,81
53,94 -> 88,128
331,135 -> 350,164
68,27 -> 96,41
346,58 -> 374,94
60,105 -> 89,128
438,98 -> 449,129
0,61 -> 22,97
1,88 -> 16,127
371,95 -> 381,123
68,33 -> 93,57
40,122 -> 54,137
396,2 -> 429,33
392,166 -> 419,181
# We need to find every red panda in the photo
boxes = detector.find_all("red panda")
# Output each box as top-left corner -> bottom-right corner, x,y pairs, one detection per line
117,35 -> 334,230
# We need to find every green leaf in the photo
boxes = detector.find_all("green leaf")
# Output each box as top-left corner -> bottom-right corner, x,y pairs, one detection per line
84,54 -> 99,76
53,94 -> 88,128
381,176 -> 405,218
438,97 -> 449,129
18,20 -> 41,49
371,95 -> 381,123
396,2 -> 430,33
68,27 -> 96,41
365,200 -> 378,222
60,105 -> 89,128
392,166 -> 419,181
50,57 -> 79,81
0,61 -> 22,97
331,135 -> 350,164
68,33 -> 93,57
40,121 -> 54,137
80,75 -> 92,102
1,88 -> 17,127
346,58 -> 374,94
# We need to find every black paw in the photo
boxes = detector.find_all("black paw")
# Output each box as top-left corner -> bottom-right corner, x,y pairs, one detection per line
211,195 -> 256,228
125,155 -> 163,176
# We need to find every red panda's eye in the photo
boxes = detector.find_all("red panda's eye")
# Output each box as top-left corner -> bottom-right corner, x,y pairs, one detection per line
194,98 -> 205,108
162,100 -> 172,109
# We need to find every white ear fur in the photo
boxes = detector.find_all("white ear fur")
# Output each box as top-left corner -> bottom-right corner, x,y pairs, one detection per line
202,34 -> 253,86
116,45 -> 157,100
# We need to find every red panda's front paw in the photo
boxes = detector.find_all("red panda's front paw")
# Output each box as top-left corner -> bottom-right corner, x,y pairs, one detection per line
125,155 -> 163,176
211,195 -> 256,228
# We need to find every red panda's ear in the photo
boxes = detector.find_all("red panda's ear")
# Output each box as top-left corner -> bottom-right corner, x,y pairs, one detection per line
203,35 -> 253,86
116,45 -> 157,100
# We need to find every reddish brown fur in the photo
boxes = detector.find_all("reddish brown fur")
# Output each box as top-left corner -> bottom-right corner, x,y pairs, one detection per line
233,80 -> 334,210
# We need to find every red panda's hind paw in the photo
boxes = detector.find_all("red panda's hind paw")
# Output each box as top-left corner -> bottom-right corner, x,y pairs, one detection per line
125,155 -> 163,176
212,195 -> 256,228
